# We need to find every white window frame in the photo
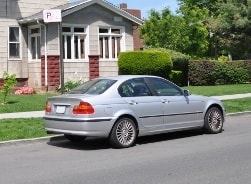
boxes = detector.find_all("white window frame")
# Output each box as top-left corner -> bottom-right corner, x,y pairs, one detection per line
99,26 -> 125,61
62,24 -> 88,62
8,26 -> 22,60
28,25 -> 41,62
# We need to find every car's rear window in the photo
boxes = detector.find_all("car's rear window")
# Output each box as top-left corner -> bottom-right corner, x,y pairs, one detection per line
68,79 -> 116,94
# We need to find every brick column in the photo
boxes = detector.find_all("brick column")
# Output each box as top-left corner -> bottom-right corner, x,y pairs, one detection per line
41,55 -> 60,91
89,55 -> 100,79
0,79 -> 3,89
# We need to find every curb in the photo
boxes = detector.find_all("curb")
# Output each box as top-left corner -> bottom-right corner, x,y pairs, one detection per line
226,111 -> 251,117
0,111 -> 250,147
0,135 -> 65,147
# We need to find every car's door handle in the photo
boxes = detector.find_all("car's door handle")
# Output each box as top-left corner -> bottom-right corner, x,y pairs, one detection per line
161,99 -> 169,103
128,100 -> 138,105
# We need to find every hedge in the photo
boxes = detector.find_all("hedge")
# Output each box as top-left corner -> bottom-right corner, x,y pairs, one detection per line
118,50 -> 172,78
188,60 -> 250,86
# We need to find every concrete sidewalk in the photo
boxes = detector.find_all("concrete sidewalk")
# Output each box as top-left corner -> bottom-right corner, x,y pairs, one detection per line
0,111 -> 44,120
0,93 -> 251,120
212,93 -> 251,100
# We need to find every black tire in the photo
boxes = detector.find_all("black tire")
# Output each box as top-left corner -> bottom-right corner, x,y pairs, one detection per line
204,107 -> 223,134
109,117 -> 137,148
64,134 -> 86,142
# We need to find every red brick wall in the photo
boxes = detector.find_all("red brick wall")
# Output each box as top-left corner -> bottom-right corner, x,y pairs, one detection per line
41,55 -> 60,91
120,4 -> 143,50
89,55 -> 100,79
0,79 -> 3,89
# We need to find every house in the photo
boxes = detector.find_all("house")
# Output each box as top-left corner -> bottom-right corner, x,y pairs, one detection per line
0,0 -> 143,91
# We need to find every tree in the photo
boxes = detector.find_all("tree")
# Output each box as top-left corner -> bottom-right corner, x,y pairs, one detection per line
140,7 -> 209,57
1,71 -> 17,104
140,0 -> 251,59
180,0 -> 251,59
178,4 -> 210,57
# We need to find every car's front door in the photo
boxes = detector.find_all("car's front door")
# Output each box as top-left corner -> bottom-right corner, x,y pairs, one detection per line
147,77 -> 200,128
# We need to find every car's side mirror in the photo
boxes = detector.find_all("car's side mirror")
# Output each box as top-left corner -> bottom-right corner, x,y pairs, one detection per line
183,89 -> 190,96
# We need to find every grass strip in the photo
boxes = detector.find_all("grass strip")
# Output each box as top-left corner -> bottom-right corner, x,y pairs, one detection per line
0,118 -> 47,142
222,97 -> 251,113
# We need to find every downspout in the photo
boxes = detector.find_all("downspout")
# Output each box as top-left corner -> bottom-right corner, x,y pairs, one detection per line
37,19 -> 48,91
44,24 -> 48,91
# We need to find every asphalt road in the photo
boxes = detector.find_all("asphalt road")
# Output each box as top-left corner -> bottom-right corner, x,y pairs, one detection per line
0,114 -> 251,184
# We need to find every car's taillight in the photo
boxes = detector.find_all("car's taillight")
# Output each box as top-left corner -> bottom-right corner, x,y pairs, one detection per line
45,101 -> 52,112
72,102 -> 94,114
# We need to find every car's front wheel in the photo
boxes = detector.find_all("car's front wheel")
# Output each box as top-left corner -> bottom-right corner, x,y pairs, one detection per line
109,117 -> 137,148
204,107 -> 224,134
64,134 -> 86,142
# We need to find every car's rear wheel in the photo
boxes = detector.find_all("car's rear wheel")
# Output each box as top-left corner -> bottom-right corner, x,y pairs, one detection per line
204,107 -> 223,134
64,134 -> 86,142
109,117 -> 137,148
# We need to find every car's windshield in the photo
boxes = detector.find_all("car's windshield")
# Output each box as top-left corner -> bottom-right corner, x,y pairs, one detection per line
68,79 -> 116,94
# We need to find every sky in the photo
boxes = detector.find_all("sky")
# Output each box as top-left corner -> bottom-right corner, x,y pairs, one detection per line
71,0 -> 179,19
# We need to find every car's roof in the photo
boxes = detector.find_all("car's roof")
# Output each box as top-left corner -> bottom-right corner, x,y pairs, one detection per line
96,75 -> 161,81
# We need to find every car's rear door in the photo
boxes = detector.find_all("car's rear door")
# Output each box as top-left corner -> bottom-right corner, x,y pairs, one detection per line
118,78 -> 164,128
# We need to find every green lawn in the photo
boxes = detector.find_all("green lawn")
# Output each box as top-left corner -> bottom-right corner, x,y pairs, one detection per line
0,118 -> 47,142
222,97 -> 251,113
0,93 -> 56,113
186,84 -> 251,96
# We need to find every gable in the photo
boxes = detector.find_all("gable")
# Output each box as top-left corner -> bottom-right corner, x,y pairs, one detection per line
18,0 -> 143,26
63,4 -> 135,27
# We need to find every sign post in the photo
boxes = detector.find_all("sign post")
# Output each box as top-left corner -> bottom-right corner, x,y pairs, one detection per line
43,9 -> 64,94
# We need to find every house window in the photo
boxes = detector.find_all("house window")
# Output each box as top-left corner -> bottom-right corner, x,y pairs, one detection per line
62,25 -> 87,60
8,26 -> 21,59
99,27 -> 122,60
29,27 -> 41,60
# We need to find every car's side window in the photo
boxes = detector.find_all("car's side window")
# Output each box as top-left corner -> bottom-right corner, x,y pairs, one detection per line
148,77 -> 183,96
118,78 -> 152,97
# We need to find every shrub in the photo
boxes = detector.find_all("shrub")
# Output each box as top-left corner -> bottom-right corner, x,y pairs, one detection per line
56,80 -> 82,93
169,70 -> 183,86
188,60 -> 249,85
188,60 -> 215,86
1,71 -> 17,104
145,48 -> 190,86
243,60 -> 251,82
15,86 -> 35,95
118,50 -> 172,78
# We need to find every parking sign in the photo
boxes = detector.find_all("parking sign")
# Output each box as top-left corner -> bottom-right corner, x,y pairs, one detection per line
43,9 -> 62,23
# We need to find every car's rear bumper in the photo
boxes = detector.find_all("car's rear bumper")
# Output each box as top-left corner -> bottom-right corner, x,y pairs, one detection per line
43,116 -> 115,137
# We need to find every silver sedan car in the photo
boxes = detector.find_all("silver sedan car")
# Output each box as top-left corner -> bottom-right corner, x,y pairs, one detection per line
44,75 -> 225,148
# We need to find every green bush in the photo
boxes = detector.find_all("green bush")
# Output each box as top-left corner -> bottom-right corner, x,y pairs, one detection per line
56,80 -> 82,93
1,71 -> 17,104
145,48 -> 190,86
188,60 -> 215,85
118,50 -> 172,78
243,60 -> 251,82
169,70 -> 183,86
188,60 -> 249,86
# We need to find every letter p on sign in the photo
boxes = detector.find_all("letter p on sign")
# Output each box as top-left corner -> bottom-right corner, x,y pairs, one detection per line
43,9 -> 62,23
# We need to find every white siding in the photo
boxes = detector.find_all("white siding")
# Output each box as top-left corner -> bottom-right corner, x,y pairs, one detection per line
64,62 -> 89,82
63,4 -> 135,55
61,4 -> 134,80
27,63 -> 42,89
99,61 -> 118,77
0,0 -> 69,78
